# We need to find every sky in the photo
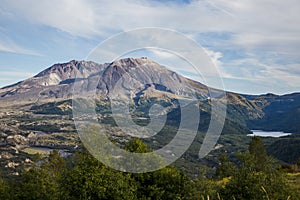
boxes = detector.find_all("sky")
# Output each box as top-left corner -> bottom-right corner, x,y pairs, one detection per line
0,0 -> 300,95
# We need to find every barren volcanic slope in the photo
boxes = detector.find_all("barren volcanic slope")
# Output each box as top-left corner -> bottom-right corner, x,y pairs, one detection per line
0,60 -> 107,104
0,58 -> 257,135
0,58 -> 299,176
0,58 -> 210,104
1,57 -> 298,133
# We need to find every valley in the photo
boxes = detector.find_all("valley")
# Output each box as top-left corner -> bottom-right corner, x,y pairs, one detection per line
0,58 -> 299,177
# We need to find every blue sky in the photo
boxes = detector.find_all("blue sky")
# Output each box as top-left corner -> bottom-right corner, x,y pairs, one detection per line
0,0 -> 299,95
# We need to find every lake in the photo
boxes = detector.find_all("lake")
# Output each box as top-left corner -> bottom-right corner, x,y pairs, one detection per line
247,130 -> 292,138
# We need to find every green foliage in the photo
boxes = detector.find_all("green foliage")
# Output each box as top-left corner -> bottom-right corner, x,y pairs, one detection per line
125,138 -> 151,153
0,175 -> 9,200
220,137 -> 296,200
215,152 -> 237,179
222,152 -> 296,199
62,151 -> 137,200
297,157 -> 300,167
13,151 -> 66,200
267,138 -> 300,164
133,166 -> 195,199
193,169 -> 221,199
248,136 -> 268,171
1,137 -> 299,200
287,173 -> 300,199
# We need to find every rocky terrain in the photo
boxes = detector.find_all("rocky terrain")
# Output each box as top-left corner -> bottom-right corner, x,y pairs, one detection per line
0,57 -> 299,176
0,58 -> 210,105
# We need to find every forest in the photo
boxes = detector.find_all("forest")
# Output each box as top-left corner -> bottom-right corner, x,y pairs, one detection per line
0,137 -> 299,200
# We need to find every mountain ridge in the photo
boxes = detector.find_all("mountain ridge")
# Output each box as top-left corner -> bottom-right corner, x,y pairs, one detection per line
0,58 -> 299,134
0,58 -> 299,176
0,58 -> 210,104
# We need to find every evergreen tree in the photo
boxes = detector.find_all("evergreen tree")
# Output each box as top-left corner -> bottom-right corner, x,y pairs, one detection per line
14,151 -> 66,200
296,157 -> 300,170
61,150 -> 137,200
215,152 -> 237,179
220,137 -> 295,200
125,138 -> 195,199
248,136 -> 268,171
0,176 -> 9,200
125,137 -> 150,153
133,166 -> 195,200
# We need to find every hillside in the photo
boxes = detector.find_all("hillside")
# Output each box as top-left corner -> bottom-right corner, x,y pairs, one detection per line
0,58 -> 299,177
0,58 -> 253,135
2,58 -> 298,134
246,93 -> 300,133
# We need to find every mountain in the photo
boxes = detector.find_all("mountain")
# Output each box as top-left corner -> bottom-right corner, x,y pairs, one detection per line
0,60 -> 106,104
0,58 -> 300,177
0,58 -> 210,104
245,93 -> 300,133
225,92 -> 300,134
0,58 -> 299,134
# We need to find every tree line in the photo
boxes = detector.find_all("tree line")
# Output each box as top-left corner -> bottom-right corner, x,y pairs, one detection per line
0,137 -> 299,200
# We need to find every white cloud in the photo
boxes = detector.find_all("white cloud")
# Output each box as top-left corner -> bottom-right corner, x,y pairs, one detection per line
2,0 -> 299,51
209,56 -> 300,94
261,64 -> 300,87
1,0 -> 100,38
1,0 -> 300,93
0,44 -> 14,53
0,42 -> 41,56
148,49 -> 177,59
203,48 -> 223,68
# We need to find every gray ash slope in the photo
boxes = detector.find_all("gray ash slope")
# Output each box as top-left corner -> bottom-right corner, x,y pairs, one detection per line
0,60 -> 106,103
0,58 -> 209,104
0,57 -> 299,135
